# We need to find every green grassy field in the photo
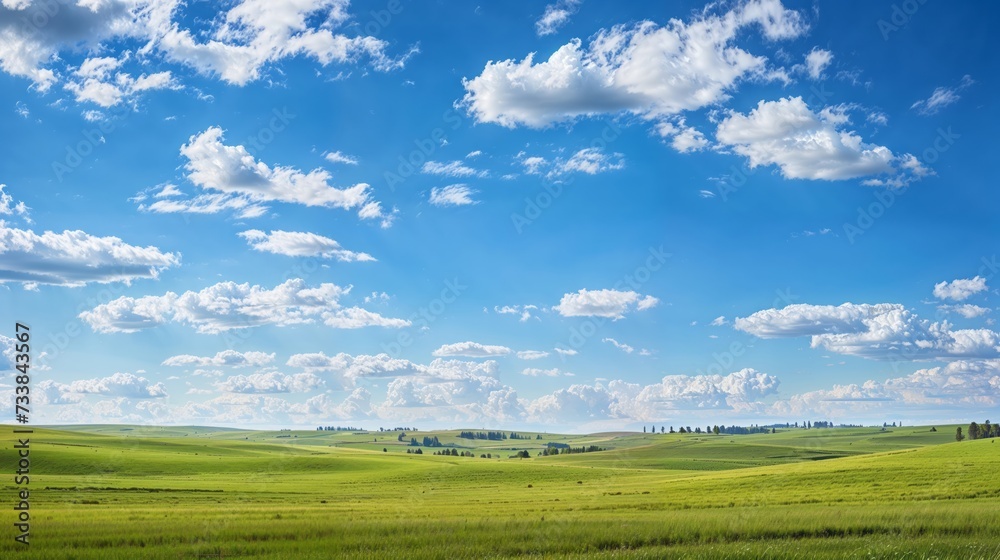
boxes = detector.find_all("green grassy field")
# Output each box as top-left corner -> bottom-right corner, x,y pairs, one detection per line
2,424 -> 998,559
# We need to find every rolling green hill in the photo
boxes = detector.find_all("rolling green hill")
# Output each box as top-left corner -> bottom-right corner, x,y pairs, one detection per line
1,424 -> 996,558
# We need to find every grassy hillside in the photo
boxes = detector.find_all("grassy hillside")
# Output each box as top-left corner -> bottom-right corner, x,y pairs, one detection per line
1,425 -> 996,558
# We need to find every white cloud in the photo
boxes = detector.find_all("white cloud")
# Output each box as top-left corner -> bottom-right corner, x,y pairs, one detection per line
324,150 -> 358,165
64,372 -> 167,399
216,371 -> 323,394
0,184 -> 30,223
519,147 -> 624,179
710,315 -> 728,326
802,47 -> 832,79
934,276 -> 987,301
462,0 -> 806,128
494,304 -> 538,322
522,367 -> 572,377
555,289 -> 659,319
911,75 -> 974,115
287,352 -> 423,386
602,338 -> 634,353
536,0 -> 581,36
554,348 -> 578,357
429,184 -> 478,207
657,119 -> 710,153
771,359 -> 1000,417
421,160 -> 487,178
735,302 -> 1000,361
527,368 -> 779,423
716,97 -> 911,181
465,150 -> 482,159
65,55 -> 178,107
432,342 -> 512,358
138,127 -> 392,226
517,350 -> 550,360
699,189 -> 716,199
162,350 -> 275,368
238,229 -> 375,261
0,226 -> 179,287
79,278 -> 409,334
0,0 -> 413,104
939,304 -> 991,319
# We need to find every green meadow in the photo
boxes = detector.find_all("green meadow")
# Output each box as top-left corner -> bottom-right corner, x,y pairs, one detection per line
2,425 -> 999,559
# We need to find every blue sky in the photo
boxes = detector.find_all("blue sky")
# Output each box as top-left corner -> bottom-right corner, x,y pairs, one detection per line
0,0 -> 997,431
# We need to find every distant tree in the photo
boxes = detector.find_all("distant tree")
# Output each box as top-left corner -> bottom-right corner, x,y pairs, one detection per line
669,426 -> 675,433
713,425 -> 720,435
397,432 -> 405,442
969,422 -> 981,440
383,448 -> 387,452
930,426 -> 937,432
643,426 -> 646,433
661,426 -> 665,433
678,427 -> 686,433
956,427 -> 965,442
771,427 -> 776,434
415,448 -> 422,454
686,426 -> 692,433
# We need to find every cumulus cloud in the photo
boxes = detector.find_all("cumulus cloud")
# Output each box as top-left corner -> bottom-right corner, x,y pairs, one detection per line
162,350 -> 275,368
933,276 -> 987,301
911,75 -> 974,115
494,304 -> 538,322
0,226 -> 179,287
287,352 -> 423,386
771,359 -> 1000,417
62,372 -> 167,399
602,338 -> 634,353
522,367 -> 572,377
0,184 -> 31,223
378,359 -> 524,424
421,161 -> 487,178
462,0 -> 806,128
65,55 -> 178,107
238,229 -> 375,261
802,47 -> 832,79
536,0 -> 581,36
555,289 -> 659,319
715,97 -> 915,181
939,304 -> 991,319
79,278 -> 409,334
324,150 -> 358,165
527,368 -> 779,423
432,342 -> 513,358
519,148 -> 624,179
216,371 -> 323,394
138,127 -> 393,226
735,302 -> 1000,361
0,0 -> 412,99
429,184 -> 477,207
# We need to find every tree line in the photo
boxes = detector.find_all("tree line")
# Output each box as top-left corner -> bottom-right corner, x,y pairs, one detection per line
957,420 -> 999,441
